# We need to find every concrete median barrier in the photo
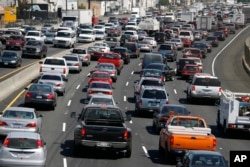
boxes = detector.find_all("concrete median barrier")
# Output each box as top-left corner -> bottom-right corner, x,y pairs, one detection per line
243,37 -> 250,75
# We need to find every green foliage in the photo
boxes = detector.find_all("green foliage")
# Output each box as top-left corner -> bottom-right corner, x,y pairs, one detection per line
159,0 -> 170,6
78,3 -> 86,9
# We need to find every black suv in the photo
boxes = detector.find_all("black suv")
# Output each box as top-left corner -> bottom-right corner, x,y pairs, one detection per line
154,32 -> 166,43
120,34 -> 136,46
123,42 -> 140,58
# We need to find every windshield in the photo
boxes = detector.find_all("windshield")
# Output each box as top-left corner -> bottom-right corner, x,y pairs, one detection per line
142,89 -> 166,99
180,32 -> 190,36
72,49 -> 86,54
5,31 -> 17,35
96,31 -> 104,35
26,40 -> 42,46
9,36 -> 23,40
80,30 -> 92,34
26,32 -> 39,36
89,82 -> 111,89
41,75 -> 61,81
2,52 -> 17,58
57,32 -> 71,38
46,33 -> 54,37
62,17 -> 77,21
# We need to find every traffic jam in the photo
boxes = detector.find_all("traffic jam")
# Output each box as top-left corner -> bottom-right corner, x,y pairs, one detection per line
0,2 -> 250,167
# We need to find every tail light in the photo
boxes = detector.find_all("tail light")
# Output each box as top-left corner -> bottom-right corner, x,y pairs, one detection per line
191,85 -> 195,91
166,100 -> 169,104
170,136 -> 174,145
37,139 -> 42,148
123,130 -> 129,139
25,92 -> 32,98
56,83 -> 62,87
39,66 -> 42,72
85,55 -> 89,59
111,70 -> 115,74
139,99 -> 142,105
26,123 -> 37,127
213,139 -> 216,147
160,116 -> 169,122
3,138 -> 10,147
63,67 -> 66,74
81,128 -> 86,136
88,90 -> 93,94
47,93 -> 55,99
219,87 -> 222,92
74,63 -> 80,66
0,121 -> 7,126
105,92 -> 112,95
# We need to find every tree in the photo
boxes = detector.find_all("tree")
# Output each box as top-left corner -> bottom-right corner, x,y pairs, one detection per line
17,0 -> 29,18
159,0 -> 170,6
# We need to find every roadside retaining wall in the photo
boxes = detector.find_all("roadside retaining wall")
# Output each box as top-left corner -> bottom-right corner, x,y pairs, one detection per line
243,37 -> 250,76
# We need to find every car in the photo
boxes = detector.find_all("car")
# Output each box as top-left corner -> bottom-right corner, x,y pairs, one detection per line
24,83 -> 57,110
95,30 -> 106,40
20,25 -> 37,35
0,50 -> 22,68
218,27 -> 228,37
182,48 -> 203,59
134,77 -> 164,96
204,42 -> 212,53
0,107 -> 43,136
181,38 -> 192,47
154,32 -> 166,43
63,54 -> 82,73
94,63 -> 118,82
120,34 -> 136,46
106,27 -> 122,37
1,29 -> 23,44
135,85 -> 169,115
140,69 -> 164,81
113,47 -> 131,64
119,17 -> 129,25
123,42 -> 140,58
87,46 -> 103,60
71,48 -> 91,66
142,53 -> 164,69
88,71 -> 113,86
145,63 -> 176,81
78,29 -> 96,43
152,104 -> 190,133
193,30 -> 204,40
142,37 -> 157,48
86,94 -> 118,106
138,41 -> 153,52
93,42 -> 110,52
24,30 -> 45,41
22,40 -> 47,59
93,25 -> 105,32
125,22 -> 138,30
213,30 -> 226,41
0,132 -> 47,167
186,73 -> 222,103
123,30 -> 138,40
169,38 -> 184,50
44,32 -> 55,44
206,36 -> 219,47
191,42 -> 208,58
87,81 -> 113,99
137,30 -> 148,41
41,24 -> 55,33
5,35 -> 26,50
104,22 -> 115,32
176,150 -> 229,167
158,44 -> 177,62
37,72 -> 66,96
77,24 -> 92,35
181,64 -> 202,79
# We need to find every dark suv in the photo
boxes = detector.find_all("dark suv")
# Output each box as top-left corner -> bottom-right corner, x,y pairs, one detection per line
154,32 -> 166,43
120,34 -> 135,46
124,42 -> 140,58
158,44 -> 177,62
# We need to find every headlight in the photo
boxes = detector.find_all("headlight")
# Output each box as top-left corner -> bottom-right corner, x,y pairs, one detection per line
36,48 -> 41,52
10,60 -> 16,63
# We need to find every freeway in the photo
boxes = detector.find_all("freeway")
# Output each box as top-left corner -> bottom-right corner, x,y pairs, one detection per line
1,26 -> 250,167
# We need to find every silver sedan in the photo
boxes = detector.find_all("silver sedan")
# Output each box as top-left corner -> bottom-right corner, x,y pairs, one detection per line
63,54 -> 82,73
0,107 -> 43,136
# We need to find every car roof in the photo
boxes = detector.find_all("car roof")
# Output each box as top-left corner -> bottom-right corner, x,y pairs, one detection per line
193,73 -> 218,78
41,72 -> 63,77
188,150 -> 223,156
141,85 -> 166,90
7,131 -> 40,139
5,107 -> 35,112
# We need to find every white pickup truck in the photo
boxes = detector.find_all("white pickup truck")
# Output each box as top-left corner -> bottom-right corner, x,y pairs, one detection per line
39,57 -> 69,80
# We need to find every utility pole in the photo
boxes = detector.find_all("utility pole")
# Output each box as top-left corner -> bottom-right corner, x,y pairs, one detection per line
66,0 -> 68,15
88,0 -> 91,9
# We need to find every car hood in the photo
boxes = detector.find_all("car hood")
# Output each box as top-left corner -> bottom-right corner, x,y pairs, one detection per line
158,50 -> 172,54
54,37 -> 71,41
79,34 -> 93,38
24,45 -> 40,49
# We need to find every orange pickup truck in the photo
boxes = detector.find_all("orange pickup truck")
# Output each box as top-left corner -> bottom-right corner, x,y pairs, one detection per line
98,52 -> 124,75
158,115 -> 216,162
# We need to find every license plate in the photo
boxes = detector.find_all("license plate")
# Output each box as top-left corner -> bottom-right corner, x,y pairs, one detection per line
238,125 -> 244,128
96,142 -> 111,147
36,95 -> 42,99
4,62 -> 8,65
17,153 -> 29,158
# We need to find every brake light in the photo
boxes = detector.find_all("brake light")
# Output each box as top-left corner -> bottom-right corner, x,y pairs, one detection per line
219,87 -> 222,92
85,55 -> 89,59
81,128 -> 86,136
39,66 -> 42,72
3,138 -> 10,147
0,121 -> 7,126
166,100 -> 169,104
47,93 -> 55,99
56,83 -> 62,87
26,123 -> 37,127
160,116 -> 169,122
111,70 -> 115,74
88,90 -> 93,94
105,92 -> 112,95
170,136 -> 174,145
139,99 -> 142,105
191,85 -> 195,91
123,130 -> 129,139
213,139 -> 216,147
25,92 -> 32,98
74,63 -> 80,66
37,139 -> 42,148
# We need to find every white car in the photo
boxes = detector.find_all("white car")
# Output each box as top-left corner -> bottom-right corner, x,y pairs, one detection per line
78,29 -> 96,43
169,38 -> 184,50
25,30 -> 45,41
142,37 -> 157,48
123,30 -> 139,40
93,42 -> 110,52
95,31 -> 106,40
125,22 -> 138,30
53,30 -> 76,48
93,25 -> 105,32
104,23 -> 115,32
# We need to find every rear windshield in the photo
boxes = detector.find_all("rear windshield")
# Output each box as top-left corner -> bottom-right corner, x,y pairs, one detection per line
179,59 -> 195,65
142,89 -> 166,99
6,138 -> 42,149
83,108 -> 122,122
63,56 -> 78,61
194,78 -> 221,87
141,79 -> 163,86
179,32 -> 190,36
159,45 -> 171,50
72,49 -> 86,54
41,75 -> 61,81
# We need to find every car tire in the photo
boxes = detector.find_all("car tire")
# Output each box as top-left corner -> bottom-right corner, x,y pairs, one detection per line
158,140 -> 164,155
124,147 -> 132,158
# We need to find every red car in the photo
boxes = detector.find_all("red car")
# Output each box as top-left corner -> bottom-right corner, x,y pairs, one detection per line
218,27 -> 228,37
181,64 -> 202,79
5,35 -> 26,50
88,71 -> 113,86
182,48 -> 202,59
88,46 -> 103,61
181,38 -> 192,47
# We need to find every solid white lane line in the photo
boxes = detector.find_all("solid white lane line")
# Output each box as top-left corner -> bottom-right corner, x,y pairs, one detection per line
67,100 -> 71,106
126,82 -> 129,86
76,84 -> 80,90
131,71 -> 134,75
63,158 -> 67,167
142,146 -> 150,158
138,63 -> 142,66
129,120 -> 133,124
212,25 -> 250,76
62,123 -> 66,132
174,89 -> 177,94
124,96 -> 127,101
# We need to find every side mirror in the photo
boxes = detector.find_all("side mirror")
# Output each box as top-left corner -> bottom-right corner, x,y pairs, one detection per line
0,111 -> 3,115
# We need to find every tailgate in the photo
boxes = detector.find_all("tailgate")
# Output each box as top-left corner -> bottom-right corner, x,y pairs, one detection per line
41,65 -> 65,74
171,134 -> 216,151
85,125 -> 127,142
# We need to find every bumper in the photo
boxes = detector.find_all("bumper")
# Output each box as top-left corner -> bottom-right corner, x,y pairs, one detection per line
190,92 -> 221,99
0,159 -> 45,167
23,51 -> 41,56
78,38 -> 92,42
25,99 -> 55,106
54,42 -> 71,47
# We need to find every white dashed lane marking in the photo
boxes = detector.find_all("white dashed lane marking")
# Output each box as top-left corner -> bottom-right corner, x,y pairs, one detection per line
67,100 -> 71,107
142,146 -> 150,158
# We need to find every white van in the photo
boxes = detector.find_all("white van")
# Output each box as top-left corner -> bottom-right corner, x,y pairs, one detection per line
179,30 -> 194,42
53,30 -> 76,48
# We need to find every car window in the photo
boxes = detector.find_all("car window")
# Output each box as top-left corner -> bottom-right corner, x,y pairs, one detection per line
142,90 -> 166,99
141,80 -> 163,86
90,83 -> 111,89
159,45 -> 171,50
193,78 -> 221,86
84,108 -> 121,121
3,110 -> 34,119
41,75 -> 61,81
191,154 -> 226,166
72,49 -> 86,54
6,138 -> 42,149
63,56 -> 78,61
90,98 -> 114,105
161,106 -> 188,115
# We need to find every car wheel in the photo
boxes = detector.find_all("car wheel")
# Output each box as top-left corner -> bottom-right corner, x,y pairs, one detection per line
158,140 -> 164,155
124,147 -> 132,158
